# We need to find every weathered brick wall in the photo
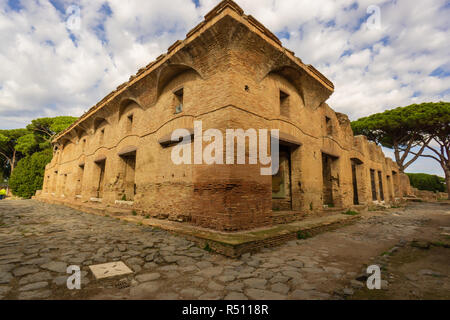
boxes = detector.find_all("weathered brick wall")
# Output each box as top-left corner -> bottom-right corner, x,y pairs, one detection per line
38,1 -> 410,232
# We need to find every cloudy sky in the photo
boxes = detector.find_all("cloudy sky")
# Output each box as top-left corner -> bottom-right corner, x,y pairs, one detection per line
0,0 -> 448,175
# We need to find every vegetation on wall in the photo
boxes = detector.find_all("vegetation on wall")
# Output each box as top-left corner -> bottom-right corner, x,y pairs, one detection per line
9,149 -> 53,198
352,102 -> 450,199
0,116 -> 77,198
406,173 -> 446,193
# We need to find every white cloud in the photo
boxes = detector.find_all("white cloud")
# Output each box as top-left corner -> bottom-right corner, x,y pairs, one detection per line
0,0 -> 448,175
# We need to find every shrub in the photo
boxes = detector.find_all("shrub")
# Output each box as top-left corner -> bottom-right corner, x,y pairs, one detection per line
406,173 -> 446,192
297,230 -> 312,240
342,210 -> 359,216
9,149 -> 52,198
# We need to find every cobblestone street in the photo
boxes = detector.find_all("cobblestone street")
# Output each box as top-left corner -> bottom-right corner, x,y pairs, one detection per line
0,200 -> 449,300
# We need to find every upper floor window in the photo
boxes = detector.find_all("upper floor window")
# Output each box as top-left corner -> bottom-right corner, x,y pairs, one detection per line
279,90 -> 290,117
325,116 -> 333,136
99,128 -> 105,144
82,138 -> 86,152
174,88 -> 184,114
126,114 -> 134,133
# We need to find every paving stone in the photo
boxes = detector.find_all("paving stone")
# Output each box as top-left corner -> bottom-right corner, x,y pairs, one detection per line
236,273 -> 253,280
19,281 -> 49,291
350,280 -> 365,288
199,292 -> 223,300
130,281 -> 161,297
40,261 -> 67,273
180,265 -> 198,273
271,283 -> 290,295
196,261 -> 213,269
126,257 -> 144,266
165,271 -> 180,279
244,278 -> 267,289
22,257 -> 50,266
282,270 -> 302,279
198,266 -> 223,277
159,265 -> 178,271
143,262 -> 157,269
286,260 -> 304,268
226,282 -> 244,292
290,289 -> 314,300
270,275 -> 290,284
418,269 -> 443,277
343,287 -> 354,295
19,271 -> 52,285
0,264 -> 15,272
155,292 -> 179,300
13,266 -> 39,277
0,272 -> 13,284
224,292 -> 248,300
18,290 -> 51,300
144,253 -> 155,262
324,267 -> 344,274
207,281 -> 224,291
258,270 -> 275,280
130,264 -> 142,273
0,286 -> 11,296
245,289 -> 285,300
190,276 -> 205,284
217,275 -> 236,283
293,282 -> 316,290
302,267 -> 324,274
180,288 -> 204,298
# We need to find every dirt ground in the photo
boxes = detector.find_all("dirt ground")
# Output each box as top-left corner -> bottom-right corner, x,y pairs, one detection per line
0,200 -> 449,300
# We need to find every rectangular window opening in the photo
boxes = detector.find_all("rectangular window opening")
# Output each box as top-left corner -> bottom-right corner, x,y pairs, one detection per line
99,129 -> 105,144
280,90 -> 290,117
127,114 -> 134,133
326,116 -> 333,136
174,88 -> 184,114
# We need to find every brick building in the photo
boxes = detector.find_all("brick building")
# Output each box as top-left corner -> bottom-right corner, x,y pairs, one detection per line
36,0 -> 411,232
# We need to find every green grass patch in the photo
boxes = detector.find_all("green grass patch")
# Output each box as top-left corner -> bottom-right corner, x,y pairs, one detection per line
297,230 -> 312,240
203,243 -> 212,252
431,241 -> 450,248
132,210 -> 137,216
342,210 -> 359,216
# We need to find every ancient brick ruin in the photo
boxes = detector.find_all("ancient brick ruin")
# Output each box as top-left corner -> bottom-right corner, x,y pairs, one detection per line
35,0 -> 411,232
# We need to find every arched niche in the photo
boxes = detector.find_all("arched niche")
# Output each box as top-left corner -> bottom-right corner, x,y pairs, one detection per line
93,117 -> 109,133
155,64 -> 202,102
74,126 -> 87,141
262,66 -> 305,106
118,98 -> 144,121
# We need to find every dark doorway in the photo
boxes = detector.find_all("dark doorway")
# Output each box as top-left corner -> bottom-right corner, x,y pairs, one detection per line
351,161 -> 359,205
392,171 -> 398,197
121,153 -> 136,201
370,169 -> 377,201
76,164 -> 84,196
322,153 -> 336,206
96,160 -> 106,198
386,175 -> 392,202
272,145 -> 292,210
378,171 -> 384,201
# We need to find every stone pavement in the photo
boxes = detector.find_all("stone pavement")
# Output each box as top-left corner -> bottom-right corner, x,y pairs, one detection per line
0,200 -> 449,300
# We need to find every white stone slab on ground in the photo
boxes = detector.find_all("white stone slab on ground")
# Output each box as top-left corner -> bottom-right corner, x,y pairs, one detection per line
89,261 -> 133,280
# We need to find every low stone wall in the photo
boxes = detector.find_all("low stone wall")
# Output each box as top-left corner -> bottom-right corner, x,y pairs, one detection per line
411,188 -> 449,202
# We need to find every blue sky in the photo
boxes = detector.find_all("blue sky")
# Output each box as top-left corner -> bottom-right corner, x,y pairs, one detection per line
0,0 -> 449,176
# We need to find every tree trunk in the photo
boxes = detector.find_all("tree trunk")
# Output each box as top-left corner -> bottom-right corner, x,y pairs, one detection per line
10,149 -> 16,176
445,169 -> 450,200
